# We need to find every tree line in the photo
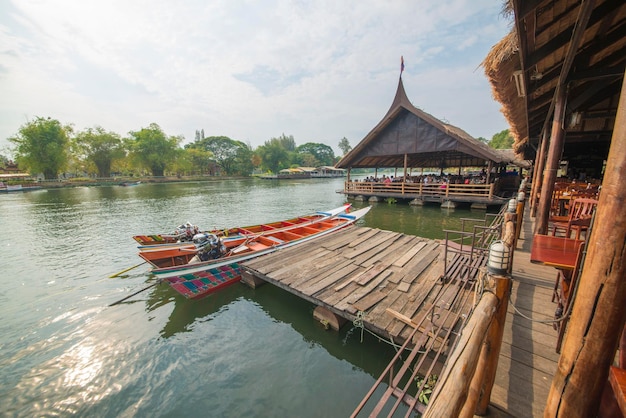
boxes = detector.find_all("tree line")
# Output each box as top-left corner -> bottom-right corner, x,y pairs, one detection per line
2,116 -> 512,180
2,117 -> 354,179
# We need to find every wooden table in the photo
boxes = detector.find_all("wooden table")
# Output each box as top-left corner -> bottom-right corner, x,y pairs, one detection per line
530,234 -> 584,270
610,366 -> 626,416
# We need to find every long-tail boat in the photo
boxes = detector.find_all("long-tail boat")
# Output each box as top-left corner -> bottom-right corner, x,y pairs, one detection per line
133,204 -> 352,248
143,206 -> 371,299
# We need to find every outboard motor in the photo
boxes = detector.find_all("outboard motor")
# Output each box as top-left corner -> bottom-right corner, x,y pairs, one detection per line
192,233 -> 226,261
174,221 -> 199,242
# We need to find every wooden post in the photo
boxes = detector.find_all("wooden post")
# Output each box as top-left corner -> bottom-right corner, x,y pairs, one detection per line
530,129 -> 548,217
469,275 -> 512,416
402,154 -> 407,194
544,69 -> 626,417
535,86 -> 567,235
423,292 -> 498,418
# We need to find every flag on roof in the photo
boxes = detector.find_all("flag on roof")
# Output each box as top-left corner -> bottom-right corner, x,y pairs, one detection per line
401,56 -> 404,74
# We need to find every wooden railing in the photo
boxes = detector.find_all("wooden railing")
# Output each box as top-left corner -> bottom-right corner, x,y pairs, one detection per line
344,181 -> 495,199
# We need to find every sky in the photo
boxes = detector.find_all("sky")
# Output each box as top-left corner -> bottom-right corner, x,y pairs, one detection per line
0,0 -> 512,156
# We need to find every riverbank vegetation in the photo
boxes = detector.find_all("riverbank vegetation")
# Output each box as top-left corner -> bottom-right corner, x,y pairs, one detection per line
2,116 -> 513,181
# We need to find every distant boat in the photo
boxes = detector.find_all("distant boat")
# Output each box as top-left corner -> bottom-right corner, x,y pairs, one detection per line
119,181 -> 141,186
260,166 -> 346,180
0,183 -> 42,193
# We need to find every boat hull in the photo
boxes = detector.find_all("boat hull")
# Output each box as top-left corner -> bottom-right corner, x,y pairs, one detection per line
155,206 -> 371,299
133,204 -> 351,247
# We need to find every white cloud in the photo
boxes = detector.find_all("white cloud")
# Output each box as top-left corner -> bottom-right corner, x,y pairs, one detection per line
0,0 -> 510,156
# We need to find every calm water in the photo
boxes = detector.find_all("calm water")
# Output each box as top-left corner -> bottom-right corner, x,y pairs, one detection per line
0,178 -> 489,417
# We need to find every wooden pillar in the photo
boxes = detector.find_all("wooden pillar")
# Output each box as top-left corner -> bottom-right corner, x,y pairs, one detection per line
402,153 -> 408,194
534,87 -> 567,235
347,167 -> 351,183
423,292 -> 498,418
486,161 -> 493,184
544,69 -> 626,417
530,129 -> 549,217
403,153 -> 408,180
462,274 -> 511,417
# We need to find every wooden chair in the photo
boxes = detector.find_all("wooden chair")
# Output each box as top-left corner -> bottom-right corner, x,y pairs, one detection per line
553,241 -> 585,353
549,198 -> 598,240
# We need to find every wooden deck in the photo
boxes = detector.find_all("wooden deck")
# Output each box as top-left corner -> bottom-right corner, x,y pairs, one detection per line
240,207 -> 563,417
342,180 -> 509,206
486,210 -> 561,417
241,225 -> 481,347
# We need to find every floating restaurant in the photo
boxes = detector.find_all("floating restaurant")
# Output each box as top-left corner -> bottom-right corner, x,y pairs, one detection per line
334,75 -> 528,210
241,1 -> 626,416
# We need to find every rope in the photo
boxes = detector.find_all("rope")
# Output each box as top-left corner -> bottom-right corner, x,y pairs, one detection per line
352,310 -> 427,353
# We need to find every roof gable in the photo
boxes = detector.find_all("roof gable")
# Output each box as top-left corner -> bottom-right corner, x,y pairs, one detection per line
336,77 -> 506,169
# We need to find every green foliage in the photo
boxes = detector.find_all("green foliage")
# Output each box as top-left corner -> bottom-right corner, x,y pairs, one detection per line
385,197 -> 397,204
173,147 -> 215,175
73,126 -> 124,177
488,129 -> 514,149
416,374 -> 438,405
127,123 -> 181,176
8,116 -> 72,179
277,133 -> 296,151
296,142 -> 335,167
185,136 -> 251,176
338,137 -> 352,155
256,137 -> 291,173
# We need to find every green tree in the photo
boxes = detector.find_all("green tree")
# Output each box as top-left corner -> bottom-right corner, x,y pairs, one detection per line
72,126 -> 125,177
181,147 -> 214,175
256,138 -> 290,173
298,152 -> 319,167
488,129 -> 514,149
338,137 -> 352,155
278,133 -> 296,151
186,136 -> 251,176
232,143 -> 254,176
296,142 -> 335,166
8,116 -> 72,179
127,123 -> 181,176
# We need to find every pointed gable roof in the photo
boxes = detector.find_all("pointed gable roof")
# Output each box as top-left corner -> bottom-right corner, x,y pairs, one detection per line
336,77 -> 507,169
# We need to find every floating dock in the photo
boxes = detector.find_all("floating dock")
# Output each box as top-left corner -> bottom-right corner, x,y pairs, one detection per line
241,225 -> 482,347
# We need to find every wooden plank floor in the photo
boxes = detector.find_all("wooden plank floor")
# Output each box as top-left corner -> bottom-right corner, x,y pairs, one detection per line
241,225 -> 478,347
485,208 -> 561,418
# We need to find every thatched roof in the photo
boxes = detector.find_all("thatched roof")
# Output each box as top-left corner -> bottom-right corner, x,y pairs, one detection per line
482,0 -> 625,161
336,77 -> 508,170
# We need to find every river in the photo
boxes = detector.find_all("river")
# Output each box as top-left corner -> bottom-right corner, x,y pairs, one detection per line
0,178 -> 494,417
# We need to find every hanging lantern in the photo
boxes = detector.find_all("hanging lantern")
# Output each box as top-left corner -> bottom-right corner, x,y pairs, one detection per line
487,240 -> 511,275
507,198 -> 517,213
517,191 -> 525,202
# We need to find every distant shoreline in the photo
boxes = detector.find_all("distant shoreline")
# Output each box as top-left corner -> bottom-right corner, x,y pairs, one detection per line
16,175 -> 253,189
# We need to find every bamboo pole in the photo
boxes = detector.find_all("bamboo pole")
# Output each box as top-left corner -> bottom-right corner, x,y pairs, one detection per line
423,292 -> 498,418
544,69 -> 626,417
535,87 -> 567,235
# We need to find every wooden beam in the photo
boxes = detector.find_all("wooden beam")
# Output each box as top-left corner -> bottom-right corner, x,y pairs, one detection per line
540,0 -> 596,138
535,86 -> 567,235
544,68 -> 626,416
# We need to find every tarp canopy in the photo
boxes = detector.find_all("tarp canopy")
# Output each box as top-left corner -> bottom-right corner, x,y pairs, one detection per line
336,77 -> 510,170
